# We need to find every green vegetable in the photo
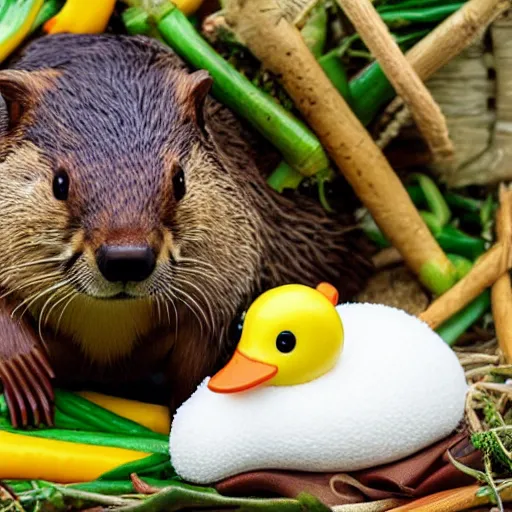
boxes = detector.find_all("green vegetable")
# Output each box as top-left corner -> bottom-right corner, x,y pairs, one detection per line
411,173 -> 451,227
99,453 -> 175,481
146,4 -> 330,179
266,162 -> 304,193
379,4 -> 465,29
436,225 -> 486,260
54,390 -> 165,439
1,426 -> 169,454
318,49 -> 352,101
122,6 -> 152,36
377,0 -> 463,12
30,0 -> 63,33
301,4 -> 327,59
447,253 -> 473,280
436,290 -> 490,345
0,0 -> 43,64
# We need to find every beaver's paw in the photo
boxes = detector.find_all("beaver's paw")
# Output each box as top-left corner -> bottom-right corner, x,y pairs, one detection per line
0,348 -> 55,428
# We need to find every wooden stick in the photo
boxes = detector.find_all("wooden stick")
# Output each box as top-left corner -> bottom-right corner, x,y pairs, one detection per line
336,0 -> 453,164
420,188 -> 512,329
224,0 -> 456,295
492,184 -> 512,363
406,0 -> 511,82
386,484 -> 512,511
420,243 -> 508,329
377,0 -> 510,152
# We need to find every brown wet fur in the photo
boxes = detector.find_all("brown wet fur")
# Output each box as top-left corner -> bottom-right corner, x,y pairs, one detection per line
0,34 -> 372,414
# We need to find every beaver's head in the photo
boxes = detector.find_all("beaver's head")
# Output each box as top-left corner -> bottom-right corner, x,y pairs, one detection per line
0,35 -> 262,353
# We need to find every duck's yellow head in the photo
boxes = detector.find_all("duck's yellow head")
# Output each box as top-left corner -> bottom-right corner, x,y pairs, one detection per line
208,283 -> 343,393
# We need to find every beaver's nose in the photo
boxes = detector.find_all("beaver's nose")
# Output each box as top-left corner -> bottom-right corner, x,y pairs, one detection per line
96,245 -> 156,283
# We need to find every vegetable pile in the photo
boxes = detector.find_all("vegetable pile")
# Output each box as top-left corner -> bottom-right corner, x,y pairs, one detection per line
2,0 -> 512,510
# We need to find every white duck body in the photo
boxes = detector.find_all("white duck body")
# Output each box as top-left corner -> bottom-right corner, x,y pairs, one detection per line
170,303 -> 468,484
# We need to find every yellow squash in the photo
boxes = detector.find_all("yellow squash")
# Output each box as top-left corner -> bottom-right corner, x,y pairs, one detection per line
0,431 -> 148,482
44,0 -> 116,34
78,391 -> 171,435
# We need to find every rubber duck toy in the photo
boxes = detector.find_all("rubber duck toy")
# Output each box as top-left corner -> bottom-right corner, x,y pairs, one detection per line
170,283 -> 467,484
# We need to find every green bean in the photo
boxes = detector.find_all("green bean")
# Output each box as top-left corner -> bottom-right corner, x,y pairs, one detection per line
380,4 -> 464,29
436,291 -> 490,346
301,4 -> 327,59
436,225 -> 486,260
152,4 -> 330,178
266,162 -> 305,193
444,192 -> 483,213
55,390 -> 166,439
317,50 -> 352,101
1,426 -> 170,454
406,184 -> 426,206
411,173 -> 451,226
53,409 -> 86,431
348,30 -> 428,125
122,6 -> 152,36
447,253 -> 473,280
30,0 -> 63,33
99,453 -> 173,481
420,211 -> 443,236
377,0 -> 464,13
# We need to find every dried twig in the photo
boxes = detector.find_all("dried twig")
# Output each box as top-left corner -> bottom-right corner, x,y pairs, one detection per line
420,187 -> 512,329
386,484 -> 512,511
420,243 -> 510,329
377,0 -> 510,153
491,185 -> 512,363
337,0 -> 453,164
224,0 -> 456,295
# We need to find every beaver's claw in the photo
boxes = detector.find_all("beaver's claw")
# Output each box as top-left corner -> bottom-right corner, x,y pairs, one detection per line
0,348 -> 55,428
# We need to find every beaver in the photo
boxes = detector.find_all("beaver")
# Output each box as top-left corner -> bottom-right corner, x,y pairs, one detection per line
0,34 -> 372,427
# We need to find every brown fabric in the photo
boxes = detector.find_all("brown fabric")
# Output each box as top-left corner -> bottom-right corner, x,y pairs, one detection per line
215,430 -> 483,507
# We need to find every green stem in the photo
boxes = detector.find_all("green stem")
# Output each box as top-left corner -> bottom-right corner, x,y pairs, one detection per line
266,161 -> 304,192
98,453 -> 174,481
377,0 -> 463,12
54,390 -> 165,439
114,485 -> 324,512
300,4 -> 327,59
30,0 -> 63,33
150,5 -> 330,178
436,290 -> 490,346
317,50 -> 352,101
379,4 -> 465,29
411,173 -> 451,226
447,253 -> 473,280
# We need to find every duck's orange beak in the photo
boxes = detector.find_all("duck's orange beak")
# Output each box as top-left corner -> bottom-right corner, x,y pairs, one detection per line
208,350 -> 277,393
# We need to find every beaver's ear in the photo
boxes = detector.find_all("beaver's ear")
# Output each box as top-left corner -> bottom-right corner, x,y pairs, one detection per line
179,70 -> 213,133
0,70 -> 56,135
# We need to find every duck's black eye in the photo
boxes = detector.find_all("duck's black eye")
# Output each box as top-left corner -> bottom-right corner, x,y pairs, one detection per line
172,166 -> 186,202
53,169 -> 69,201
276,331 -> 296,353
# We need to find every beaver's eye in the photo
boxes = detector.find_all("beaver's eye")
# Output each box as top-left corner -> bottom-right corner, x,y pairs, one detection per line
276,331 -> 296,353
53,169 -> 69,201
172,166 -> 186,202
228,310 -> 246,344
